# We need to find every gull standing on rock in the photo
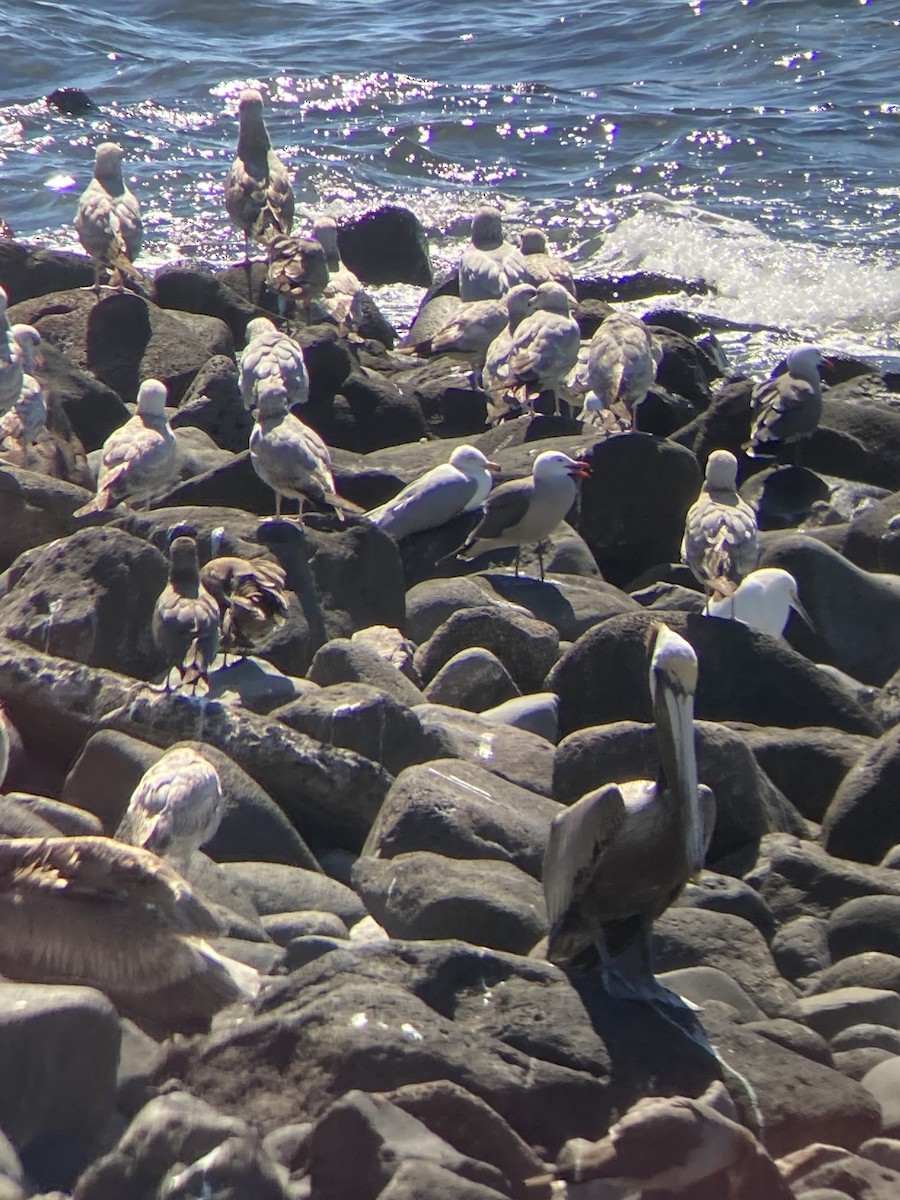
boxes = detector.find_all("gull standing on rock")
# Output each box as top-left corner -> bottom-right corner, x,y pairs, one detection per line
0,836 -> 258,1037
744,344 -> 826,461
116,747 -> 223,874
266,233 -> 330,328
75,142 -> 143,293
153,535 -> 221,693
75,378 -> 177,516
501,227 -> 576,295
682,450 -> 759,601
583,311 -> 657,424
0,288 -> 24,415
706,567 -> 812,638
225,88 -> 295,257
482,283 -> 538,405
200,550 -> 289,660
543,623 -> 716,988
367,445 -> 501,540
409,296 -> 510,387
313,215 -> 365,330
501,281 -> 581,416
240,317 -> 309,414
459,206 -> 516,301
250,379 -> 353,521
455,449 -> 590,579
0,325 -> 46,464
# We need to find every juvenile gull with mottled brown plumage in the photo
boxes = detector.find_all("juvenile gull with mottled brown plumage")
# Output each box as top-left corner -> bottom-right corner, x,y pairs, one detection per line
75,142 -> 143,292
225,88 -> 294,257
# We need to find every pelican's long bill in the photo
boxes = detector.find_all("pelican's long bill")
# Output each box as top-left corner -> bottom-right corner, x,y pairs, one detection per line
648,624 -> 705,876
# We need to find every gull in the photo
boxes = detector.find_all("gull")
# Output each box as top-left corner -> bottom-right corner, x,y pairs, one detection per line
74,379 -> 177,516
74,142 -> 143,293
744,344 -> 826,461
116,746 -> 224,874
582,311 -> 657,423
543,623 -> 716,992
706,566 -> 812,638
266,233 -> 330,329
200,551 -> 289,660
458,206 -> 516,301
682,450 -> 759,600
0,325 -> 46,463
482,283 -> 538,405
153,535 -> 221,693
249,378 -> 355,521
0,289 -> 24,414
367,444 -> 501,540
0,836 -> 258,1038
501,227 -> 576,295
313,215 -> 365,330
240,317 -> 309,415
225,88 -> 294,258
455,449 -> 590,579
501,281 -> 581,415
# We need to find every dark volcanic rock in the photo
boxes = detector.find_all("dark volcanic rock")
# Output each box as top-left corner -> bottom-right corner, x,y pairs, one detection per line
308,638 -> 424,707
823,726 -> 900,864
0,239 -> 94,304
412,704 -> 555,796
424,647 -> 520,711
222,861 -> 365,926
759,532 -> 900,687
828,897 -> 900,963
674,872 -> 777,941
0,466 -> 90,572
771,916 -> 832,983
0,526 -> 168,680
547,610 -> 877,738
9,289 -> 233,405
153,262 -> 258,345
308,368 -> 430,453
0,983 -> 119,1190
363,758 -> 559,879
646,324 -> 713,407
31,340 -> 130,452
554,719 -> 805,866
338,206 -> 433,287
169,354 -> 254,454
812,953 -> 900,998
575,432 -> 701,587
414,606 -> 560,693
740,464 -> 831,531
352,852 -> 546,954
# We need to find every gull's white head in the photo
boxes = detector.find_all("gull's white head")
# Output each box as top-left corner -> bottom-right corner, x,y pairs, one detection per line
245,317 -> 278,342
648,623 -> 698,706
505,283 -> 538,323
530,281 -> 572,316
785,344 -> 824,383
136,379 -> 168,417
704,449 -> 739,492
532,450 -> 591,482
449,445 -> 501,479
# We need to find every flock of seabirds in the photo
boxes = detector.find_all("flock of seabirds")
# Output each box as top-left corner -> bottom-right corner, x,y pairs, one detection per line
0,88 -> 834,1101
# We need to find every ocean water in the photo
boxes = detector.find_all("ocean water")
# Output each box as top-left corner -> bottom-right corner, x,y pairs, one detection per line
1,0 -> 898,368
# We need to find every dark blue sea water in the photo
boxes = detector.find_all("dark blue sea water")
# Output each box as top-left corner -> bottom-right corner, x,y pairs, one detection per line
1,0 -> 898,365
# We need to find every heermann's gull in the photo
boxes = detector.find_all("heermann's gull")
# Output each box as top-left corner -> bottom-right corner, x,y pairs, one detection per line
74,142 -> 143,293
455,449 -> 590,579
74,378 -> 177,516
116,746 -> 223,874
313,215 -> 365,330
543,623 -> 715,986
153,535 -> 221,693
225,88 -> 294,258
200,549 -> 289,660
367,444 -> 501,540
745,344 -> 825,460
249,379 -> 354,521
501,227 -> 576,295
266,233 -> 330,328
583,311 -> 657,421
458,206 -> 516,301
240,317 -> 309,414
0,836 -> 258,1038
681,450 -> 759,599
706,566 -> 811,637
502,281 -> 581,415
482,283 -> 538,407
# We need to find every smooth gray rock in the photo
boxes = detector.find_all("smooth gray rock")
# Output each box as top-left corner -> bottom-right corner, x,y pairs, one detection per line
828,896 -> 900,962
863,1057 -> 900,1137
656,967 -> 766,1020
414,606 -> 560,694
798,988 -> 900,1040
221,862 -> 366,927
832,1023 -> 900,1054
308,638 -> 424,708
812,953 -> 900,998
742,1018 -> 833,1067
772,916 -> 832,983
479,693 -> 559,743
824,726 -> 900,865
413,704 -> 555,796
424,648 -> 520,712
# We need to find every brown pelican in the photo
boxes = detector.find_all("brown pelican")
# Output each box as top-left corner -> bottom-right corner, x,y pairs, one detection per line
455,449 -> 589,580
74,142 -> 143,294
249,378 -> 357,521
681,449 -> 759,601
744,344 -> 825,461
0,836 -> 258,1037
74,379 -> 177,516
706,566 -> 812,638
153,535 -> 221,693
116,746 -> 224,873
458,206 -> 516,301
200,550 -> 289,660
239,317 -> 309,415
367,444 -> 501,540
225,88 -> 294,258
543,623 -> 716,985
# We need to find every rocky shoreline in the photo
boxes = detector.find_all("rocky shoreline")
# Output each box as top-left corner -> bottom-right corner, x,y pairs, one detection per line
2,211 -> 900,1199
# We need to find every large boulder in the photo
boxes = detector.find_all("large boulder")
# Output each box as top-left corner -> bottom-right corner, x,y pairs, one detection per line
338,207 -> 433,288
0,239 -> 95,303
0,465 -> 90,572
169,354 -> 254,454
823,725 -> 900,864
